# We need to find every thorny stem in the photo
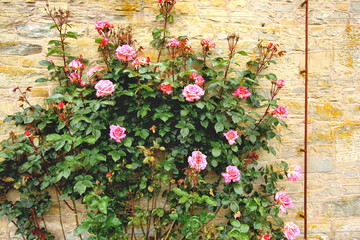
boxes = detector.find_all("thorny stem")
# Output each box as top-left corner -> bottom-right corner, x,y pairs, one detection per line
10,219 -> 26,240
146,191 -> 156,239
154,12 -> 168,73
55,189 -> 67,240
164,220 -> 176,240
72,199 -> 83,240
252,82 -> 280,131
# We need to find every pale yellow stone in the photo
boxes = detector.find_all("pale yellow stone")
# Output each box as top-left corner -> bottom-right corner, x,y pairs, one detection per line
336,3 -> 349,11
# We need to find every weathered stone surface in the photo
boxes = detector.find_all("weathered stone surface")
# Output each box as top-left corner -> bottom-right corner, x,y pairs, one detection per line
0,42 -> 42,55
308,156 -> 334,173
16,24 -> 53,38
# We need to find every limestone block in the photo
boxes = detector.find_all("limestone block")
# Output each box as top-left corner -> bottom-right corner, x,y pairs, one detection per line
16,24 -> 54,38
0,42 -> 42,56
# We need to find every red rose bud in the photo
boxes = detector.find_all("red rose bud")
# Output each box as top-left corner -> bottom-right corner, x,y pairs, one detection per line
58,101 -> 64,108
107,172 -> 112,178
25,129 -> 31,137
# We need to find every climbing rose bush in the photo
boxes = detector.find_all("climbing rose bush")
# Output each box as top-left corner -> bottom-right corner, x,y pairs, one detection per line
0,2 -> 303,240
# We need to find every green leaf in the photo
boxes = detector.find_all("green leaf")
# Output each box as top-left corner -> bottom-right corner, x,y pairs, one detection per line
98,201 -> 108,214
230,219 -> 241,228
74,182 -> 86,195
75,220 -> 91,234
212,147 -> 221,157
204,197 -> 217,206
152,208 -> 164,217
83,136 -> 96,144
249,134 -> 256,143
234,182 -> 243,195
214,122 -> 224,133
230,201 -> 239,212
239,224 -> 249,233
180,128 -> 189,137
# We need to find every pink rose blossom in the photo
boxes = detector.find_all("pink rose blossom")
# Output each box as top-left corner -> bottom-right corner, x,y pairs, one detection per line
232,86 -> 251,99
79,79 -> 87,87
221,166 -> 241,183
189,72 -> 197,80
234,211 -> 241,219
95,19 -> 114,32
115,45 -> 136,62
189,72 -> 205,85
277,79 -> 285,87
182,84 -> 205,102
99,38 -> 109,48
69,72 -> 80,83
25,129 -> 31,137
132,57 -> 150,68
201,38 -> 216,51
109,125 -> 126,143
272,105 -> 289,119
69,59 -> 84,70
160,84 -> 173,95
287,165 -> 302,182
195,76 -> 205,85
58,101 -> 64,109
168,38 -> 180,48
275,191 -> 293,214
223,129 -> 239,145
188,150 -> 207,171
45,58 -> 53,63
263,234 -> 271,240
87,66 -> 104,78
94,80 -> 115,97
283,222 -> 300,240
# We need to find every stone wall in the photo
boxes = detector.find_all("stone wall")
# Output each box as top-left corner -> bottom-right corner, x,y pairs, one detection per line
0,0 -> 359,239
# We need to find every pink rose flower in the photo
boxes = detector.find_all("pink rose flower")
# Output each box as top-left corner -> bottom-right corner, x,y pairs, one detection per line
182,84 -> 205,102
263,234 -> 271,240
272,105 -> 289,119
234,211 -> 241,219
87,66 -> 104,78
160,84 -> 173,95
287,165 -> 302,182
25,129 -> 31,137
189,72 -> 197,80
232,86 -> 251,99
188,150 -> 207,171
115,44 -> 136,62
94,80 -> 115,97
221,166 -> 241,183
275,191 -> 293,214
99,38 -> 109,48
283,222 -> 300,240
45,57 -> 53,63
277,79 -> 285,87
195,76 -> 205,85
223,129 -> 239,145
69,72 -> 80,83
109,125 -> 126,143
69,59 -> 84,70
132,57 -> 150,68
189,72 -> 205,85
168,38 -> 180,48
79,79 -> 87,87
58,101 -> 64,109
95,19 -> 114,32
201,38 -> 216,51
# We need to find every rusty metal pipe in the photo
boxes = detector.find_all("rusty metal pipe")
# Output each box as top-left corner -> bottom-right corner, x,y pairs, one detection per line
301,0 -> 309,239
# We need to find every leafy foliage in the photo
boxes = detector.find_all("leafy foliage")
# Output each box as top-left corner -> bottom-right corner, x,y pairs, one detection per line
0,2 -> 299,240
